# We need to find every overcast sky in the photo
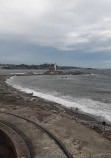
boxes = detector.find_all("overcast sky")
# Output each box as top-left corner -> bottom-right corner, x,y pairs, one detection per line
0,0 -> 111,68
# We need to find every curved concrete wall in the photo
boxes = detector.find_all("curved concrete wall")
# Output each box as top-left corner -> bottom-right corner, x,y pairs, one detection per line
0,129 -> 17,158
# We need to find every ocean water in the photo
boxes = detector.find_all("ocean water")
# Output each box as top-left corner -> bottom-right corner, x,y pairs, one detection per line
6,69 -> 111,123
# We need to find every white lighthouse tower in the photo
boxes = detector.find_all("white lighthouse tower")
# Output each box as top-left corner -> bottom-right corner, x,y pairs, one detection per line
54,63 -> 56,71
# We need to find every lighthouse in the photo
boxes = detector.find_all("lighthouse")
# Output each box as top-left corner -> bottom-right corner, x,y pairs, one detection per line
54,63 -> 56,71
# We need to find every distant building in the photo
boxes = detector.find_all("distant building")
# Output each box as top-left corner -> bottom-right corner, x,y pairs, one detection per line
48,63 -> 57,71
48,67 -> 55,71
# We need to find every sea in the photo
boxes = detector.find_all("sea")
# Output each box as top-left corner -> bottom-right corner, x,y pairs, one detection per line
3,68 -> 111,123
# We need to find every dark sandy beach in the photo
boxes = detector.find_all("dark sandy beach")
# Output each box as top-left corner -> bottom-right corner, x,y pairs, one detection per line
0,75 -> 111,158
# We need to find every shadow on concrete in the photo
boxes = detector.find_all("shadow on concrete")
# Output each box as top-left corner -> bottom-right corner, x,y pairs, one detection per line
0,129 -> 17,158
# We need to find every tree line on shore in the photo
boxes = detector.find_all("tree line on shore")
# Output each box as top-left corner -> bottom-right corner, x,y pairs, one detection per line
0,63 -> 84,70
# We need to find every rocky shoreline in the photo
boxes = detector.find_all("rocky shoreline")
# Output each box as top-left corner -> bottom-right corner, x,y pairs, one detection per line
43,70 -> 91,75
0,75 -> 111,157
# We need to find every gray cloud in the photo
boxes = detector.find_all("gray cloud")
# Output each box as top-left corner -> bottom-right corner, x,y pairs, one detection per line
0,0 -> 111,51
0,0 -> 111,67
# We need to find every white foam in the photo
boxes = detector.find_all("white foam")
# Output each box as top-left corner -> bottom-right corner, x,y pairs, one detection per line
6,77 -> 111,123
33,72 -> 43,75
6,76 -> 16,84
74,98 -> 111,122
10,73 -> 25,75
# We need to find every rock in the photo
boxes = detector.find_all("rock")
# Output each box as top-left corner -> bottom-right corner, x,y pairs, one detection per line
30,98 -> 36,101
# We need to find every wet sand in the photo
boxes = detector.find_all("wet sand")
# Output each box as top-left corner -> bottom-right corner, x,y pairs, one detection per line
0,75 -> 111,158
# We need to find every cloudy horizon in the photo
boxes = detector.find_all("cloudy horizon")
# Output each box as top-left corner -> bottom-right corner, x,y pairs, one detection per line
0,0 -> 111,68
